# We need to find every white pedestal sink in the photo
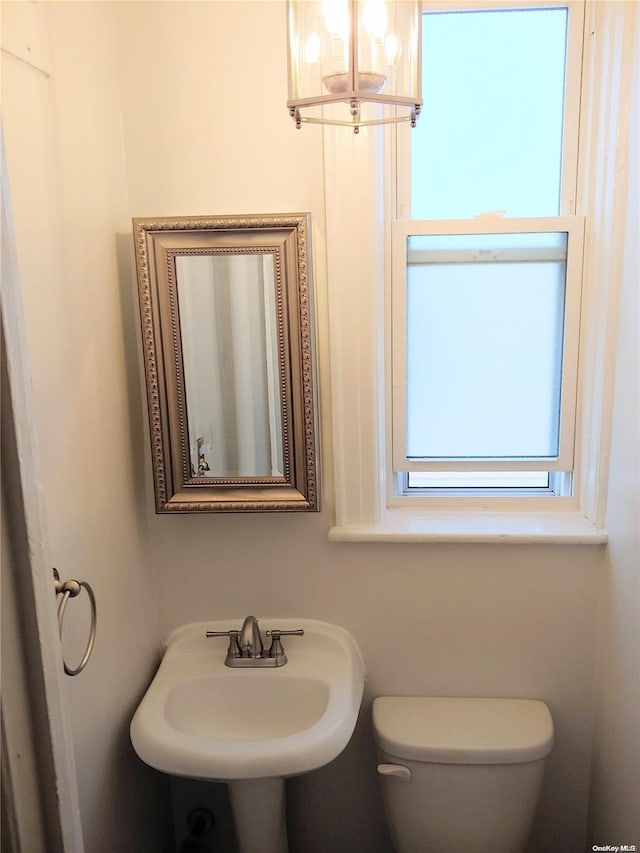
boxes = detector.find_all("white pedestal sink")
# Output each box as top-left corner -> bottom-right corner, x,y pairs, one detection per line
130,619 -> 365,852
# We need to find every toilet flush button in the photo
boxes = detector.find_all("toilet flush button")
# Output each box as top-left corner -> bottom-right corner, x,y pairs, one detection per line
377,763 -> 412,781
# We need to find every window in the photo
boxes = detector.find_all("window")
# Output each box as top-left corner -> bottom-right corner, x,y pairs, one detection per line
391,2 -> 584,501
323,0 -> 632,541
392,218 -> 584,489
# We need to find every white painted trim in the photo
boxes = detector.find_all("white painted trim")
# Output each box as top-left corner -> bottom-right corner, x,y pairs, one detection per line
423,0 -> 582,10
329,510 -> 607,543
0,136 -> 84,852
323,122 -> 388,527
1,502 -> 50,853
561,0 -> 586,215
573,0 -> 636,529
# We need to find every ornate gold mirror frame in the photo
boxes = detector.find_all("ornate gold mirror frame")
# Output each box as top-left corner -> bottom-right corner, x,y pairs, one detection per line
133,214 -> 319,512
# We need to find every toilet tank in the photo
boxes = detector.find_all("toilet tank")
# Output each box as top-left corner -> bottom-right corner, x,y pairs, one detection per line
372,697 -> 554,853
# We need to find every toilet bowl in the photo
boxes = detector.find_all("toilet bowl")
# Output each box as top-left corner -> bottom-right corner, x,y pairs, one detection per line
372,696 -> 553,853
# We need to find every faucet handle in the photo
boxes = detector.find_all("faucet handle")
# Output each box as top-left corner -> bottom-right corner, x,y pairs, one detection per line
205,629 -> 241,658
265,628 -> 304,660
265,629 -> 305,637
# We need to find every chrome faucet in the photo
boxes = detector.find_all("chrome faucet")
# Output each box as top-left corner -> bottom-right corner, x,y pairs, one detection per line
206,616 -> 304,668
239,615 -> 264,659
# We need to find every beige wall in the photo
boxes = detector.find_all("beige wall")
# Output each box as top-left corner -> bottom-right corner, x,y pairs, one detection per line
1,3 -> 172,851
113,3 -> 606,851
588,6 -> 640,844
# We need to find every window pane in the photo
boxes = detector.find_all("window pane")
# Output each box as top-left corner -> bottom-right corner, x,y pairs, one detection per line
411,8 -> 568,219
408,471 -> 550,489
406,232 -> 567,460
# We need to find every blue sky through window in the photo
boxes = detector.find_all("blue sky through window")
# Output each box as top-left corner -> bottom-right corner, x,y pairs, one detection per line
411,8 -> 568,219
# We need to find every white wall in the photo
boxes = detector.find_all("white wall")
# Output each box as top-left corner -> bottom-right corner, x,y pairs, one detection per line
4,1 -> 635,850
113,3 -> 606,851
588,6 -> 640,844
1,3 -> 172,850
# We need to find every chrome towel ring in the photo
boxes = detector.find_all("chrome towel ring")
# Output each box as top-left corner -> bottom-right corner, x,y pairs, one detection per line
53,568 -> 97,676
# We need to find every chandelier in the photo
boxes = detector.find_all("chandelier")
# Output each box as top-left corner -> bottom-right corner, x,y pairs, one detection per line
287,0 -> 423,133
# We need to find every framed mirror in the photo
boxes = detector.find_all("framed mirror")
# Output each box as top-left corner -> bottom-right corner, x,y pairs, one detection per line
133,214 -> 319,512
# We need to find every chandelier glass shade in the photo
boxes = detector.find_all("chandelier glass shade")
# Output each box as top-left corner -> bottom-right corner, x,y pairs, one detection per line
287,0 -> 422,133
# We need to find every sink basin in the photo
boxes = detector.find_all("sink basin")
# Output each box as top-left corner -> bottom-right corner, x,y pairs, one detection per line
165,675 -> 329,742
130,619 -> 365,781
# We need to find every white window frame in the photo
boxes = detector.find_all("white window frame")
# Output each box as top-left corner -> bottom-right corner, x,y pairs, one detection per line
322,0 -> 634,542
390,1 -> 585,511
391,215 -> 584,474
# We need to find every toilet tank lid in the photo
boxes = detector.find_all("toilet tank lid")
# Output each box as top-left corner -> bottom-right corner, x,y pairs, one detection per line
372,697 -> 554,765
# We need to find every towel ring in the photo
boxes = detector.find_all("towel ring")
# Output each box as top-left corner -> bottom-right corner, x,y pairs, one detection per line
53,568 -> 97,676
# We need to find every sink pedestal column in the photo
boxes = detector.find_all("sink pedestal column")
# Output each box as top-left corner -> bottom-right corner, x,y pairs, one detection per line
228,777 -> 288,853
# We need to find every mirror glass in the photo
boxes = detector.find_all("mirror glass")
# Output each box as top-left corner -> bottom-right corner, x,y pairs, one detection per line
176,253 -> 283,479
133,214 -> 318,512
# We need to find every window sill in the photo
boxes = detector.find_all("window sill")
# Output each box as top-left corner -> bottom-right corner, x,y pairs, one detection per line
328,510 -> 608,544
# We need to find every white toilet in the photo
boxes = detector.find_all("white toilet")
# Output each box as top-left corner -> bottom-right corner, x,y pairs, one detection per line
372,696 -> 554,853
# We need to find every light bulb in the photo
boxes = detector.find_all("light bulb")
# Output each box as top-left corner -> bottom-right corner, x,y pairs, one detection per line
362,0 -> 387,41
384,33 -> 401,64
304,32 -> 321,63
322,0 -> 350,40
